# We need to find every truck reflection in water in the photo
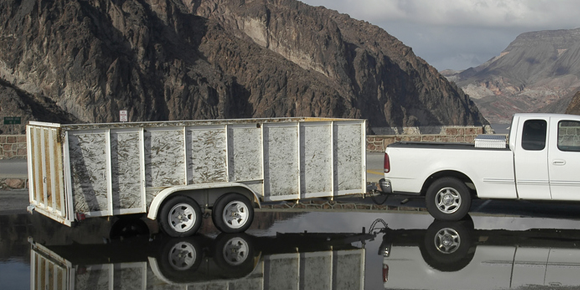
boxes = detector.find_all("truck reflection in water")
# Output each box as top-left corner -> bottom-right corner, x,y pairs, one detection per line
381,216 -> 580,289
30,225 -> 375,289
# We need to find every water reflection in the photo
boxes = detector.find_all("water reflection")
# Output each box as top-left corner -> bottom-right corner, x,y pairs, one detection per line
5,211 -> 580,289
30,227 -> 373,289
382,216 -> 580,289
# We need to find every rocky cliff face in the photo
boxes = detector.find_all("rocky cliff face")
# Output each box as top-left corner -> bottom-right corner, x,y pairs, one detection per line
448,28 -> 580,123
566,91 -> 580,115
0,0 -> 487,133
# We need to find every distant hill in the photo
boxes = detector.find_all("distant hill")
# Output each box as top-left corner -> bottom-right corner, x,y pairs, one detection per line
447,28 -> 580,123
0,0 -> 487,134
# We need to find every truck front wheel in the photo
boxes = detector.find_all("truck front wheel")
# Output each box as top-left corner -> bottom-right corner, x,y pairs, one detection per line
159,195 -> 203,237
425,177 -> 471,221
213,193 -> 254,233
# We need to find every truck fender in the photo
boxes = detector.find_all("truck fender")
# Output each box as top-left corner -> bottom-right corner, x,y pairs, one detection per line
147,183 -> 262,220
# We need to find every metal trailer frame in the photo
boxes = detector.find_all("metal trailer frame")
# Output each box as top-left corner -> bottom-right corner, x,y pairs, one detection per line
27,118 -> 366,226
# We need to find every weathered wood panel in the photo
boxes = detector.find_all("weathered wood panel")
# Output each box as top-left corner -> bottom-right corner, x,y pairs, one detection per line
68,131 -> 109,213
187,127 -> 227,184
111,130 -> 143,211
300,123 -> 333,198
264,124 -> 299,200
144,129 -> 185,188
228,124 -> 263,182
334,123 -> 364,195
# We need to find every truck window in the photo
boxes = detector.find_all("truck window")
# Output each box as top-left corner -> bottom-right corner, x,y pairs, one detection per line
558,121 -> 580,151
522,120 -> 547,150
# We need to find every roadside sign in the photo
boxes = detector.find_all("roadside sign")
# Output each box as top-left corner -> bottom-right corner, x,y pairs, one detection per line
4,117 -> 21,125
119,110 -> 128,122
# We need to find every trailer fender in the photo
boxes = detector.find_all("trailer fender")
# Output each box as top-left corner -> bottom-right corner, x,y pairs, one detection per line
147,183 -> 261,220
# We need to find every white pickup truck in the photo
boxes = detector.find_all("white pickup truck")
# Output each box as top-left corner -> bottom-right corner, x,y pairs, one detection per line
380,113 -> 580,221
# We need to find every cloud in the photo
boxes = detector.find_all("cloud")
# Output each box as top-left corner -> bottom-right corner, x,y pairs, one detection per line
300,0 -> 580,70
304,0 -> 580,30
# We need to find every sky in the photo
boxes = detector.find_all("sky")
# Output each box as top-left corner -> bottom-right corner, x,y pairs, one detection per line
299,0 -> 580,71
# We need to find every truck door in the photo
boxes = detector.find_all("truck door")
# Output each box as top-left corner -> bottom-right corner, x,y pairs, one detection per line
548,118 -> 580,200
514,118 -> 551,199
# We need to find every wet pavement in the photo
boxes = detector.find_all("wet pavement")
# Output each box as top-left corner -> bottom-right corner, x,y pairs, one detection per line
4,201 -> 580,289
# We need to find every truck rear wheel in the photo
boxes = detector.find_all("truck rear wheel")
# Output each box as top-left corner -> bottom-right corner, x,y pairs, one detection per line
425,177 -> 471,221
212,193 -> 254,233
159,195 -> 202,237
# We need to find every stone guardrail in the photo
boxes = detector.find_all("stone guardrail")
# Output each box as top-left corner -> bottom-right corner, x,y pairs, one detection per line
0,126 -> 490,190
367,125 -> 493,152
1,135 -> 26,159
1,125 -> 494,158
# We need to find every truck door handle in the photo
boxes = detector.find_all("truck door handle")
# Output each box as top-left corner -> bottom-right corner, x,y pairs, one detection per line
553,159 -> 566,166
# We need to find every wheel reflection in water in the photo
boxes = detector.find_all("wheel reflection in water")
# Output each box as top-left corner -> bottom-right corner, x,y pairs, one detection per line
222,236 -> 250,266
433,227 -> 461,254
168,241 -> 198,270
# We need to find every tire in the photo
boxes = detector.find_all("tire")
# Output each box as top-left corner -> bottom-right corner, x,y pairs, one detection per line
157,238 -> 203,282
420,218 -> 475,272
212,193 -> 254,233
159,195 -> 202,237
425,177 -> 471,221
214,233 -> 256,278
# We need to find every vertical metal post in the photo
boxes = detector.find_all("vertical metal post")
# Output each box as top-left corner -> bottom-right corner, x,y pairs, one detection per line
105,129 -> 113,215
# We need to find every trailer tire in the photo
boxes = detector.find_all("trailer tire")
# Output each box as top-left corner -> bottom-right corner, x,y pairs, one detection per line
425,177 -> 471,221
159,195 -> 202,237
213,193 -> 254,233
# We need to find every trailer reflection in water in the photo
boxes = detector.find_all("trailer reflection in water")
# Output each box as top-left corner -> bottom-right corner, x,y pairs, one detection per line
29,222 -> 376,289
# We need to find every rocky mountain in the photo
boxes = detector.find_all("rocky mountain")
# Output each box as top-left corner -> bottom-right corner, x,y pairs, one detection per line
566,91 -> 580,115
447,28 -> 580,124
0,0 -> 487,134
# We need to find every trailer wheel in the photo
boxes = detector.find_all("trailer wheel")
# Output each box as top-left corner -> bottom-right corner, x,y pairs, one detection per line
425,177 -> 471,221
212,193 -> 254,233
159,196 -> 202,237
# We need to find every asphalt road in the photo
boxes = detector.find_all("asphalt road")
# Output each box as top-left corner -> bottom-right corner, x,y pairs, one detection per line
0,159 -> 27,178
366,152 -> 385,183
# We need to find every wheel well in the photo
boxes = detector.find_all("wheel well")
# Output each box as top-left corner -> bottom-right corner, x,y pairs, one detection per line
160,187 -> 258,212
421,171 -> 476,197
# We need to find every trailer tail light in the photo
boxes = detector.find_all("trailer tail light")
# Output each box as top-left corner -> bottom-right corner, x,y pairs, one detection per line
383,264 -> 389,282
75,212 -> 86,222
384,153 -> 390,173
